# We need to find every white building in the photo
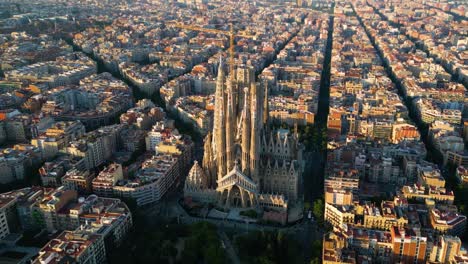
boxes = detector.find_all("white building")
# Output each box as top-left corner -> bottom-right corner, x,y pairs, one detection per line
114,153 -> 182,206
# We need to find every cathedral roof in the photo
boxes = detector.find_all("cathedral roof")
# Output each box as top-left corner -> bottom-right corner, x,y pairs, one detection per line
186,161 -> 207,189
224,162 -> 255,185
216,162 -> 258,194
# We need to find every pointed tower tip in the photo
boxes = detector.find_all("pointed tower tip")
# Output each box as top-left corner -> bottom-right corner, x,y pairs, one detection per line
217,55 -> 225,78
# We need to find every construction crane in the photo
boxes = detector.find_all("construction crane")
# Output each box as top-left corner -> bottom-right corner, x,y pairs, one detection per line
169,22 -> 256,80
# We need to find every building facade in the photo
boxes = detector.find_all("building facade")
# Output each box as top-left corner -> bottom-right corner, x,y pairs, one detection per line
390,227 -> 427,264
184,59 -> 304,211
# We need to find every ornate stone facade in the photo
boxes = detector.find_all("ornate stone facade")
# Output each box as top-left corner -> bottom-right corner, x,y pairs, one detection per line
184,58 -> 304,211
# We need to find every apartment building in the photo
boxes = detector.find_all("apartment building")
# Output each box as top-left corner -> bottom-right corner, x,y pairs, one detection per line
62,169 -> 95,194
92,163 -> 124,197
390,227 -> 427,264
33,230 -> 106,264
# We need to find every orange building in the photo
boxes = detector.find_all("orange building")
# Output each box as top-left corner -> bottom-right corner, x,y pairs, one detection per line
328,109 -> 342,137
391,226 -> 427,264
392,124 -> 420,143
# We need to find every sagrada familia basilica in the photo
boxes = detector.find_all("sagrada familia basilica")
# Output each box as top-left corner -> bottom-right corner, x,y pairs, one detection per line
184,58 -> 304,212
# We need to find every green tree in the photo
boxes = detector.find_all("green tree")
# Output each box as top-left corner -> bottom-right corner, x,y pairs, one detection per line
181,222 -> 226,264
311,129 -> 319,148
313,199 -> 324,223
310,240 -> 322,259
310,258 -> 320,264
235,230 -> 302,264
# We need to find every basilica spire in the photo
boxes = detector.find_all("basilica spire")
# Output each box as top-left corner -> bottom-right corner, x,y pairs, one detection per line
250,81 -> 260,183
241,87 -> 251,175
225,79 -> 235,172
214,56 -> 227,179
202,132 -> 216,187
262,79 -> 269,128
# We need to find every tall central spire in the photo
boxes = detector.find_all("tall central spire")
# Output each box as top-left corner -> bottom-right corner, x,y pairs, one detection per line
225,79 -> 235,172
250,81 -> 260,183
211,60 -> 266,183
241,87 -> 251,175
262,79 -> 269,128
214,56 -> 227,179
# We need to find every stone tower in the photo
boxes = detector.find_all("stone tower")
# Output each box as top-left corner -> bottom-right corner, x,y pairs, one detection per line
186,57 -> 303,210
241,87 -> 251,175
202,132 -> 216,187
214,57 -> 227,179
249,81 -> 260,183
225,79 -> 235,173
